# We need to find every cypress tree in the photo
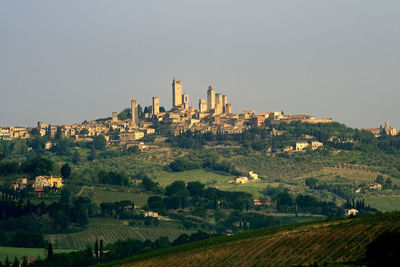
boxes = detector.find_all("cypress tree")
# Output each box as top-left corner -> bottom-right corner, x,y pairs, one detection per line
99,239 -> 104,262
47,242 -> 53,257
95,239 -> 99,258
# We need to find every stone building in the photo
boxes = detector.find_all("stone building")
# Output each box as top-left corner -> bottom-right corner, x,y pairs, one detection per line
112,112 -> 118,122
225,103 -> 232,114
182,94 -> 189,110
152,96 -> 160,115
222,95 -> 228,113
215,93 -> 223,114
199,99 -> 207,112
131,99 -> 139,126
172,78 -> 182,108
207,85 -> 215,111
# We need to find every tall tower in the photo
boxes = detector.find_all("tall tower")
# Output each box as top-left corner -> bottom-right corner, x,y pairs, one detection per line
384,121 -> 390,135
152,96 -> 160,115
222,95 -> 228,113
225,103 -> 232,114
215,93 -> 223,114
199,99 -> 207,112
131,99 -> 139,126
182,94 -> 189,110
172,78 -> 182,108
207,85 -> 215,111
112,112 -> 118,122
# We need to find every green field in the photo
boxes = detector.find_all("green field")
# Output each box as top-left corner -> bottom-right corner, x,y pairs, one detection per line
79,187 -> 151,206
363,195 -> 400,212
153,169 -> 234,187
0,246 -> 74,262
46,217 -> 194,250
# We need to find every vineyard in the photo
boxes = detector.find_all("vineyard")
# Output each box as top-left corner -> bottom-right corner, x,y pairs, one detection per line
79,187 -> 151,206
108,212 -> 400,267
47,218 -> 194,250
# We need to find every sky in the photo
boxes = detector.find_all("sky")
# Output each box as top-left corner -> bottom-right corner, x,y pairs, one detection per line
1,0 -> 399,129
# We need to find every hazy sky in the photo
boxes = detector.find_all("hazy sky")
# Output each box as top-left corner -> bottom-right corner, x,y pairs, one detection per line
1,1 -> 399,128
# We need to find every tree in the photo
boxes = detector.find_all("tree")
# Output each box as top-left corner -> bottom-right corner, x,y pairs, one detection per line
305,178 -> 319,189
60,189 -> 70,204
61,163 -> 71,179
12,257 -> 19,267
23,156 -> 53,177
4,256 -> 10,267
47,242 -> 53,257
384,178 -> 392,189
80,128 -> 89,136
93,134 -> 107,150
142,177 -> 159,192
21,258 -> 28,267
94,239 -> 99,258
89,144 -> 96,161
55,126 -> 62,139
99,240 -> 104,262
72,150 -> 80,164
376,175 -> 384,185
165,181 -> 186,196
275,192 -> 293,212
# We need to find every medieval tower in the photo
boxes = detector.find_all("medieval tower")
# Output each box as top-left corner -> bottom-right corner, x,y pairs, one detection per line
207,85 -> 215,111
131,99 -> 139,126
152,96 -> 160,115
172,78 -> 182,108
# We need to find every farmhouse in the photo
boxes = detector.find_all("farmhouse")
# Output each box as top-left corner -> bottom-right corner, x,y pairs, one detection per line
34,176 -> 63,189
235,177 -> 249,184
144,211 -> 159,219
296,142 -> 309,151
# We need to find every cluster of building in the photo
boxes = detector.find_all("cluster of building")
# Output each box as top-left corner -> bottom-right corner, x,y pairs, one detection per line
231,171 -> 261,185
10,176 -> 64,196
1,77 -> 344,146
362,121 -> 399,137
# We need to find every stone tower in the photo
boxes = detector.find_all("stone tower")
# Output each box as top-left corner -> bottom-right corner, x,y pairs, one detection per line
131,99 -> 139,126
215,93 -> 223,114
182,94 -> 189,110
384,121 -> 390,135
199,99 -> 207,112
207,85 -> 215,111
225,103 -> 232,114
112,112 -> 118,122
152,96 -> 160,115
172,78 -> 182,108
222,95 -> 228,113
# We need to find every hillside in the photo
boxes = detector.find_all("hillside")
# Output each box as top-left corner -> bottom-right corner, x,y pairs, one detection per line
105,212 -> 400,267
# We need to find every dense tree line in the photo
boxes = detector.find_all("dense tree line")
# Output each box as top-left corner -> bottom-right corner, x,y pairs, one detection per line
0,193 -> 91,248
146,180 -> 253,212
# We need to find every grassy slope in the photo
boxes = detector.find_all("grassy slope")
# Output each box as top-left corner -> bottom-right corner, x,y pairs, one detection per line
102,212 -> 400,267
0,247 -> 74,262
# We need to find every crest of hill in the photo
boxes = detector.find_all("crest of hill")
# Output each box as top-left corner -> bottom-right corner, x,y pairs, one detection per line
101,212 -> 400,267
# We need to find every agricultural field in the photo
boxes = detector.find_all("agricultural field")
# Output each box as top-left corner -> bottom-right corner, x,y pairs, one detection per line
46,217 -> 194,250
316,166 -> 400,185
362,195 -> 400,212
0,246 -> 74,262
113,212 -> 400,267
79,186 -> 151,206
153,169 -> 234,187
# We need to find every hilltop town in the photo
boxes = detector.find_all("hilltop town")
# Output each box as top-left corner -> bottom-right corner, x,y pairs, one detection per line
1,78 -> 336,141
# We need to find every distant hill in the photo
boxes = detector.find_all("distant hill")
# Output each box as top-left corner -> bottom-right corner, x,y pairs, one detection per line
103,212 -> 400,267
